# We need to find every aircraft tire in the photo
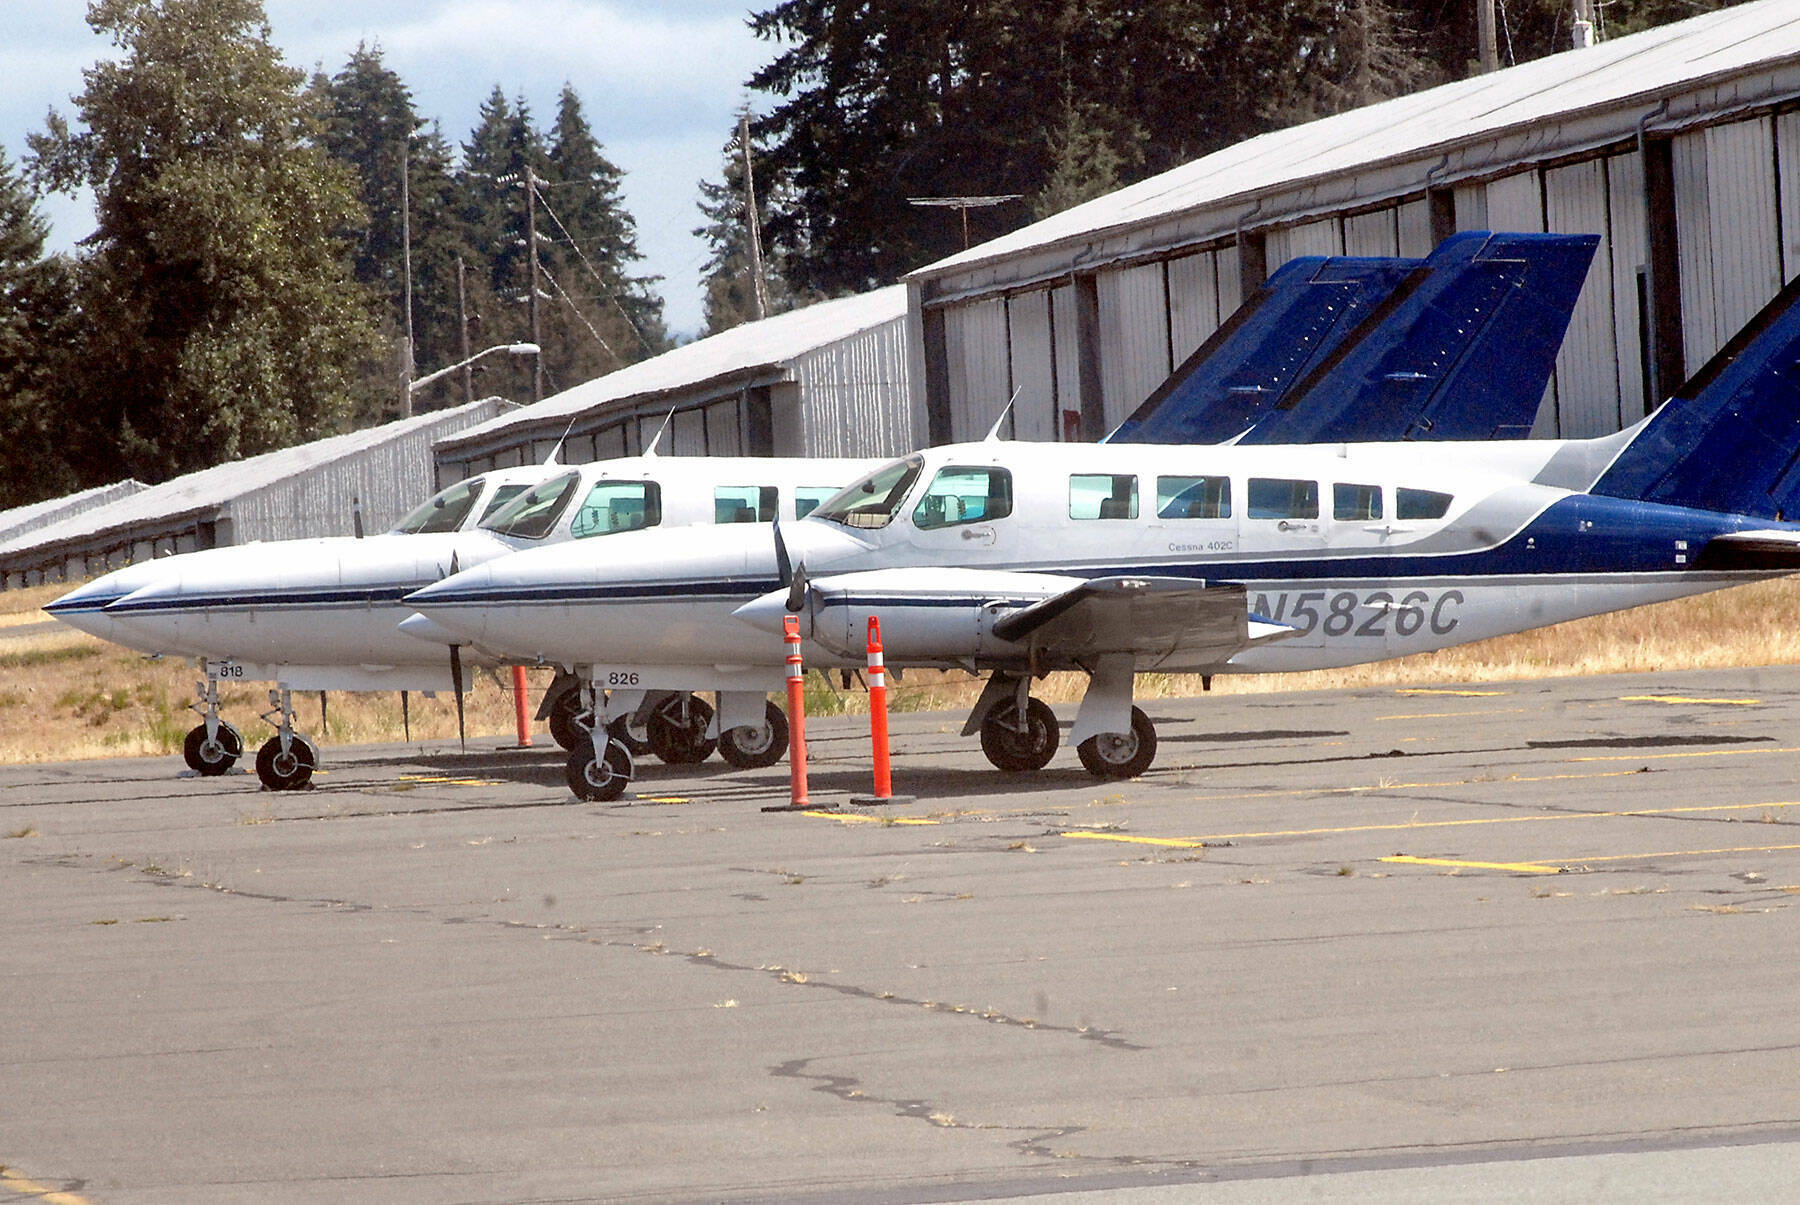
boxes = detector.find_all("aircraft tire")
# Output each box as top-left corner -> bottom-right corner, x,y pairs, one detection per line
979,697 -> 1059,772
1076,706 -> 1156,780
605,715 -> 652,757
567,739 -> 633,802
646,694 -> 717,764
255,734 -> 318,791
718,700 -> 789,769
183,722 -> 243,776
547,687 -> 587,751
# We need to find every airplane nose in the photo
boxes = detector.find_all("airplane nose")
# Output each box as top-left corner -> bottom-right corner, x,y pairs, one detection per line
731,589 -> 804,637
397,612 -> 461,646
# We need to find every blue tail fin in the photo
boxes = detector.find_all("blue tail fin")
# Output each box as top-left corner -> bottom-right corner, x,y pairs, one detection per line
1103,254 -> 1422,444
1238,231 -> 1599,444
1592,272 -> 1800,519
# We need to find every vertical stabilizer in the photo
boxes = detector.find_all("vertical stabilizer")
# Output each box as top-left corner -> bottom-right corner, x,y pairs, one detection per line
1238,231 -> 1599,444
1592,272 -> 1800,519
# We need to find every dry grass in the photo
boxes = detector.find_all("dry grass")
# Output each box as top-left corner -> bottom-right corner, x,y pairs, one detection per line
8,574 -> 1800,764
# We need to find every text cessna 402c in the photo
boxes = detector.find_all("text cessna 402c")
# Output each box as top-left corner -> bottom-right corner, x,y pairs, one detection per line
406,271 -> 1800,801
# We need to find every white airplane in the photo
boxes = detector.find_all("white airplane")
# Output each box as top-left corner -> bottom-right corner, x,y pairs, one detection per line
48,231 -> 1594,792
47,455 -> 874,788
404,273 -> 1800,801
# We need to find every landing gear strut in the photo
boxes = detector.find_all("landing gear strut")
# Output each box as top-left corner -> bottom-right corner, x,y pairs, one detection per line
255,688 -> 318,791
182,670 -> 243,776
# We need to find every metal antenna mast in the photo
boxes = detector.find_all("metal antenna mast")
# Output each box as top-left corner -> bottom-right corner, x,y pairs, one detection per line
906,195 -> 1022,250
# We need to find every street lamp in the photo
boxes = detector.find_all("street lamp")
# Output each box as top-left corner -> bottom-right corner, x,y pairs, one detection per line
402,343 -> 541,416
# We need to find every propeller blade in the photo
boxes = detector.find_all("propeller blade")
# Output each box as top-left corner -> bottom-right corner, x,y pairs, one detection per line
449,645 -> 467,752
772,519 -> 793,587
785,559 -> 809,614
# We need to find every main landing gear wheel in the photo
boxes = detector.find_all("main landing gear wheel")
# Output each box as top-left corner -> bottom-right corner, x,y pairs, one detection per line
1076,706 -> 1156,780
255,734 -> 318,791
980,697 -> 1059,772
605,716 -> 651,757
718,700 -> 790,769
547,687 -> 586,751
646,694 -> 716,764
183,722 -> 244,776
566,739 -> 634,802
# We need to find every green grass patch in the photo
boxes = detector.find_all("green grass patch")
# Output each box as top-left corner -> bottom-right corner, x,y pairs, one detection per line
0,644 -> 102,669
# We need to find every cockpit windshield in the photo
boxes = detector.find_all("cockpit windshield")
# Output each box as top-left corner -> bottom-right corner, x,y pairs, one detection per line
479,471 -> 580,539
810,456 -> 923,530
391,476 -> 485,534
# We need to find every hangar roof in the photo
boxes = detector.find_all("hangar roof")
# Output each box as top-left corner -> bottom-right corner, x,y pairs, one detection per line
916,0 -> 1800,284
435,285 -> 909,451
0,400 -> 508,561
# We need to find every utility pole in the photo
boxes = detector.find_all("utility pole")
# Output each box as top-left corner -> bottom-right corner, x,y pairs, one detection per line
524,167 -> 543,403
741,110 -> 769,321
400,139 -> 416,417
1572,0 -> 1596,48
456,255 -> 473,405
1476,0 -> 1498,73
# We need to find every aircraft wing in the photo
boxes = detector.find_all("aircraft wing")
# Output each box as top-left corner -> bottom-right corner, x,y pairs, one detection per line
990,575 -> 1296,667
1694,530 -> 1800,571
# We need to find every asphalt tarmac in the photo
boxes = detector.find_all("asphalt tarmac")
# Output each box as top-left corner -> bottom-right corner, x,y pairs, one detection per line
6,665 -> 1800,1203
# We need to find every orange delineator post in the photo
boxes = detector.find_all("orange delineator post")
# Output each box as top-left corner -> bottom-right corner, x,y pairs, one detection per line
866,616 -> 892,799
511,665 -> 533,747
784,614 -> 810,808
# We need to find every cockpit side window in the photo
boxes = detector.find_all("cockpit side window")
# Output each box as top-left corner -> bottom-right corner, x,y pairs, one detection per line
1157,475 -> 1230,519
570,481 -> 662,539
479,471 -> 580,539
478,484 -> 529,522
913,466 -> 1013,530
1396,487 -> 1453,520
391,477 -> 484,534
1247,478 -> 1319,520
714,485 -> 777,524
794,486 -> 837,518
812,456 -> 923,529
1333,483 -> 1383,521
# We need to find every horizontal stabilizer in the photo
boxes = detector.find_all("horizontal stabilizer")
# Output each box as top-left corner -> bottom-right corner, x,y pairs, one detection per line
1693,530 -> 1800,571
1240,231 -> 1598,444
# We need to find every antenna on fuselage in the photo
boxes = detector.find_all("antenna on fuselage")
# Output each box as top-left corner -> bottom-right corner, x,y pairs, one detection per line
544,415 -> 581,465
644,406 -> 678,458
984,387 -> 1023,442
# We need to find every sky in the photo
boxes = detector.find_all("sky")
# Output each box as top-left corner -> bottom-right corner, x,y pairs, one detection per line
0,0 -> 786,339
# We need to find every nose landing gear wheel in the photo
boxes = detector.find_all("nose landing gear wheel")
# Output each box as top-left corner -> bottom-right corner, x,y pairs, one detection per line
646,694 -> 717,764
567,739 -> 634,801
718,700 -> 790,769
255,735 -> 318,791
1076,706 -> 1156,779
980,697 -> 1059,772
183,722 -> 244,776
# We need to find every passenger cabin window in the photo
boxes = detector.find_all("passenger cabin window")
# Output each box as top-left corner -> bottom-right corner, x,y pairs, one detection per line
570,481 -> 661,539
392,477 -> 484,534
478,484 -> 529,522
913,465 -> 1013,530
1396,487 -> 1453,520
714,485 -> 777,524
813,456 -> 922,530
480,471 -> 580,540
1247,478 -> 1319,520
1157,475 -> 1231,519
1333,483 -> 1382,521
1070,474 -> 1138,520
793,486 -> 837,519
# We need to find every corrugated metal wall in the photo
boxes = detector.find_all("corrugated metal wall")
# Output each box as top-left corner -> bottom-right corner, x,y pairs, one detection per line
1545,159 -> 1620,437
1704,118 -> 1783,357
1097,262 -> 1172,429
791,312 -> 919,458
1344,209 -> 1399,256
1006,290 -> 1058,441
1166,251 -> 1221,364
1604,150 -> 1649,420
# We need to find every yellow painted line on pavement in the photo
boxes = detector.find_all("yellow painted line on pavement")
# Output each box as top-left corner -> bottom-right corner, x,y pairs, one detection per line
1395,688 -> 1509,697
1382,855 -> 1564,875
1376,708 -> 1528,721
1195,767 -> 1649,804
396,775 -> 501,787
806,810 -> 937,826
1619,694 -> 1760,706
1550,841 -> 1800,866
1062,800 -> 1800,848
0,1163 -> 92,1205
636,795 -> 691,804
